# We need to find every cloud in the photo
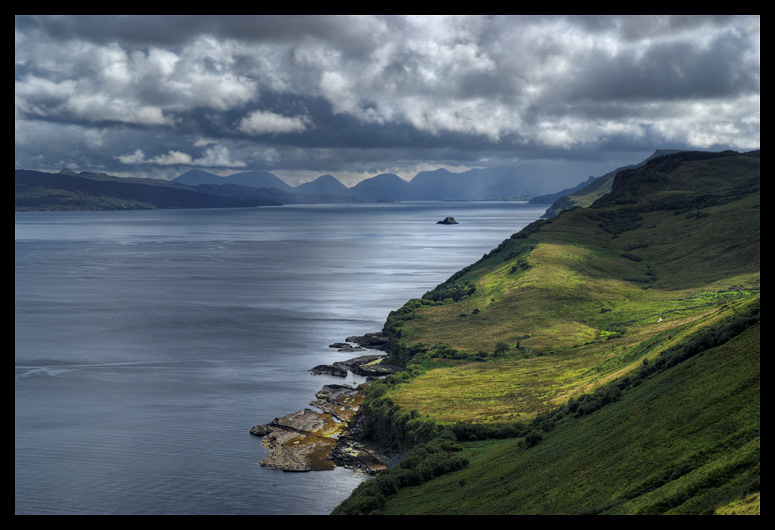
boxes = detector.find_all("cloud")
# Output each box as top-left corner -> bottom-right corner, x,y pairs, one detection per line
117,145 -> 246,168
237,110 -> 311,135
15,15 -> 759,184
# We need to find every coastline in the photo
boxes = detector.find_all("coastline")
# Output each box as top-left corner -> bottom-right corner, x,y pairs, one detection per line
249,332 -> 400,474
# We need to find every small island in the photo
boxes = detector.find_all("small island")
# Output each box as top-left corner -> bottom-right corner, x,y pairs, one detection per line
437,216 -> 459,224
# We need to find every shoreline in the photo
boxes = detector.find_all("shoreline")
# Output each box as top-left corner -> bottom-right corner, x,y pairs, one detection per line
249,332 -> 400,474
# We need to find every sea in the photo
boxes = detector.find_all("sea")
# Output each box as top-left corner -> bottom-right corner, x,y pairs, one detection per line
15,201 -> 547,515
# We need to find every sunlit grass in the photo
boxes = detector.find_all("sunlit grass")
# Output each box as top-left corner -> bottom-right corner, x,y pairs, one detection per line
385,174 -> 759,425
381,315 -> 760,514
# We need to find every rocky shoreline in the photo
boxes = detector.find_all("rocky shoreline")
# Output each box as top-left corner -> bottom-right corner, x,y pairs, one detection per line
250,332 -> 400,474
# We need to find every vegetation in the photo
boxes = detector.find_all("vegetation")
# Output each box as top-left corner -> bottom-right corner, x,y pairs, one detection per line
332,150 -> 760,515
14,169 -> 275,211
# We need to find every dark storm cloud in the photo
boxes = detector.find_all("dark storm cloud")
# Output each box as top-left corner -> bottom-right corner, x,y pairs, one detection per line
15,15 -> 759,185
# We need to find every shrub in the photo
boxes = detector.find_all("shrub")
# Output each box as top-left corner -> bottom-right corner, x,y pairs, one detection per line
494,341 -> 510,354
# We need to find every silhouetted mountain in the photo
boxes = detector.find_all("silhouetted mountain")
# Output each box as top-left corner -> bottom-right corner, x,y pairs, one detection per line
172,169 -> 224,186
294,174 -> 350,196
174,168 -> 292,191
349,173 -> 412,202
175,165 -> 598,204
224,170 -> 293,191
409,166 -> 575,201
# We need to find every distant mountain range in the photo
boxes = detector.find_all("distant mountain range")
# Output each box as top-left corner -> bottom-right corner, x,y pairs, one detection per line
15,150 -> 696,213
171,165 -> 578,203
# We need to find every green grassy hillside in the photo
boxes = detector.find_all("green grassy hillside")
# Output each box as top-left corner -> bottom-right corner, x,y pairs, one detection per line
380,301 -> 759,514
332,150 -> 760,515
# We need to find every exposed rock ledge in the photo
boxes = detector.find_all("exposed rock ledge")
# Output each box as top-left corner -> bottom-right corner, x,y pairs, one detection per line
250,344 -> 398,474
309,334 -> 400,378
310,353 -> 402,378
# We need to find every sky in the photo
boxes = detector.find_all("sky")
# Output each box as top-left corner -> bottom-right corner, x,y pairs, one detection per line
15,15 -> 760,188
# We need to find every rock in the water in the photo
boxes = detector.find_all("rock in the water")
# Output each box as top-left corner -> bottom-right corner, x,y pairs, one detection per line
346,332 -> 389,350
251,408 -> 342,472
250,384 -> 378,472
310,364 -> 348,377
250,334 -> 404,474
437,216 -> 459,224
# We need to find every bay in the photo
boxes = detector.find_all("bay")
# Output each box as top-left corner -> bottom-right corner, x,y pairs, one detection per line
15,201 -> 546,515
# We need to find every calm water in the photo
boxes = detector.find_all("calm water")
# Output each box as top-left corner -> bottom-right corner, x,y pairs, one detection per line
15,201 -> 546,515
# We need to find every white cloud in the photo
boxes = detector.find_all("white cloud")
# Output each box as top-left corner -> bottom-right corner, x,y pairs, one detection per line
117,145 -> 246,168
117,149 -> 149,164
237,110 -> 311,135
150,150 -> 194,165
194,145 -> 246,167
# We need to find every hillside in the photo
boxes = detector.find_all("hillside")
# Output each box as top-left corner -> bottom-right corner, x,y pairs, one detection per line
540,149 -> 688,218
332,150 -> 760,515
14,169 -> 270,211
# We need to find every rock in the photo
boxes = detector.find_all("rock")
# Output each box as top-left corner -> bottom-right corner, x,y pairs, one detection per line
311,384 -> 363,422
250,334 -> 404,474
251,408 -> 344,472
329,341 -> 367,353
250,384 -> 378,472
310,364 -> 348,377
249,424 -> 272,436
331,354 -> 402,376
346,332 -> 389,350
350,362 -> 402,377
330,439 -> 389,474
437,216 -> 459,224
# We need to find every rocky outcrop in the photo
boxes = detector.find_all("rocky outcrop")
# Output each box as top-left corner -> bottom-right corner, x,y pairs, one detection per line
310,352 -> 400,379
309,364 -> 348,377
329,342 -> 367,353
250,408 -> 341,471
437,216 -> 459,224
251,345 -> 401,474
346,332 -> 389,350
334,355 -> 402,377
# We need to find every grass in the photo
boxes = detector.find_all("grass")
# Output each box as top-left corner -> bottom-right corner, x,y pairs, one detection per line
383,153 -> 759,427
336,151 -> 760,515
379,308 -> 759,514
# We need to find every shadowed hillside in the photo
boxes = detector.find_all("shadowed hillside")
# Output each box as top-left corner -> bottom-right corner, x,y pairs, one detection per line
14,169 -> 269,211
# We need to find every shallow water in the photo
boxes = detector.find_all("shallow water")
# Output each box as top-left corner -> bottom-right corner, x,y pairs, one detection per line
15,201 -> 546,514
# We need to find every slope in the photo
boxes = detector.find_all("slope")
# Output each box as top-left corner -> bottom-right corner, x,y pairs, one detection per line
380,298 -> 760,514
541,149 -> 687,218
332,149 -> 760,515
14,169 -> 257,211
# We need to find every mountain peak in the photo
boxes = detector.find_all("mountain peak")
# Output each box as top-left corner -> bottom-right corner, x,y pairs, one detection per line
294,174 -> 348,195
